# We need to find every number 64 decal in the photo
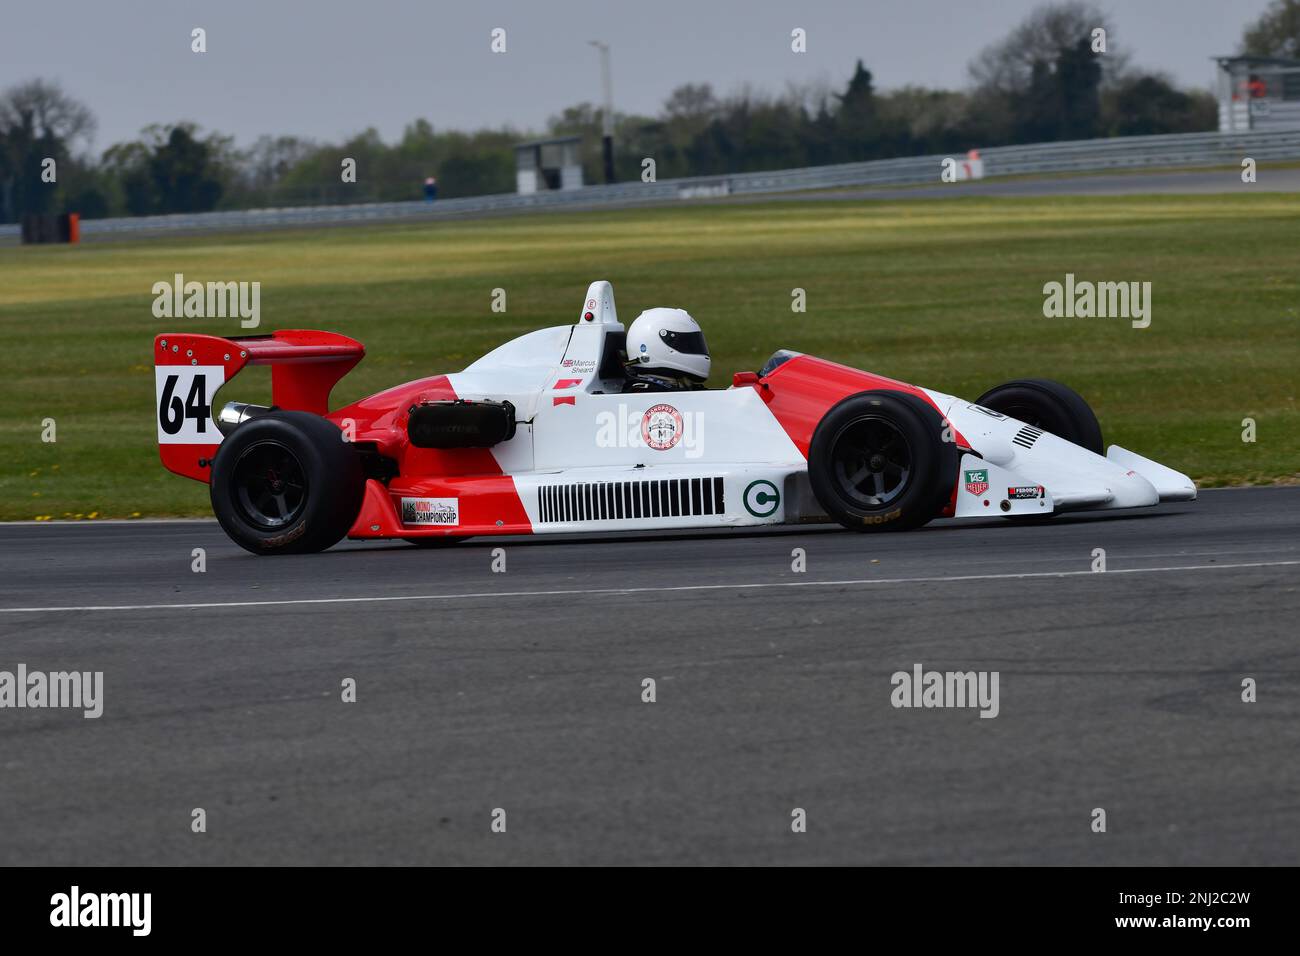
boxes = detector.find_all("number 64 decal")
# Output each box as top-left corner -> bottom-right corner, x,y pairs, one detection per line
155,366 -> 225,444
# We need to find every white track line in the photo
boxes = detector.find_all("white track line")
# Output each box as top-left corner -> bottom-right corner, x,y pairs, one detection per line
1,560 -> 1297,614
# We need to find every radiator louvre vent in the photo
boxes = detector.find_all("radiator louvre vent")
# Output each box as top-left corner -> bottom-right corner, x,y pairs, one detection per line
537,477 -> 725,523
1012,425 -> 1045,449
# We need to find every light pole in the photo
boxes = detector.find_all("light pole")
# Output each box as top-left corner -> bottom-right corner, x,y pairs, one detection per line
588,40 -> 615,184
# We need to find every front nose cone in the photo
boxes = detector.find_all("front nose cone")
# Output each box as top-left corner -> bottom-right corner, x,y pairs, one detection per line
1108,467 -> 1159,508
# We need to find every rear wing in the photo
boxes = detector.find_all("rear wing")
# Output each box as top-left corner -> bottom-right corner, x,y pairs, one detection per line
154,329 -> 364,482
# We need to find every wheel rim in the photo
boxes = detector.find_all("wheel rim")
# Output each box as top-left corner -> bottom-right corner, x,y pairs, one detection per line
830,415 -> 913,507
231,441 -> 308,529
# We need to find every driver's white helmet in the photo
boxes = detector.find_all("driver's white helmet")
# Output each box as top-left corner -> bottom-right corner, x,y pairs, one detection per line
626,308 -> 710,382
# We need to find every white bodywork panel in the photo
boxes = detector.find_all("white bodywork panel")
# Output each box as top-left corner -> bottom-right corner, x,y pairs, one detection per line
1106,446 -> 1198,501
449,279 -> 808,532
533,389 -> 804,471
930,391 -> 1192,513
953,454 -> 1056,518
513,464 -> 803,533
452,325 -> 573,474
428,283 -> 1195,531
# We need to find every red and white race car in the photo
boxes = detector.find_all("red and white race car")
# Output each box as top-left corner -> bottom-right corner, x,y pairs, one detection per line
154,280 -> 1196,554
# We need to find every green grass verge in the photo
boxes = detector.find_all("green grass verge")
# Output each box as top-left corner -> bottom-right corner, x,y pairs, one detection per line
1,193 -> 1296,520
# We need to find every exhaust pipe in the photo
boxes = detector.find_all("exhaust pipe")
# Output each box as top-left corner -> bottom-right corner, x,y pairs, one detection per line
216,402 -> 274,436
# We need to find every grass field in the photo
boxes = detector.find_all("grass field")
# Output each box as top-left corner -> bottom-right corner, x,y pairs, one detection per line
1,193 -> 1297,520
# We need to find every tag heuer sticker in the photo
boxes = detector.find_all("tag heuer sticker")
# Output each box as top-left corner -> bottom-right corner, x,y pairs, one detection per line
963,469 -> 989,496
400,497 -> 459,526
1008,485 -> 1045,500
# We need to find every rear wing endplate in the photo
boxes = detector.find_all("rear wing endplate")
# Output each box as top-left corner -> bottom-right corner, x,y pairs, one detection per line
153,329 -> 364,481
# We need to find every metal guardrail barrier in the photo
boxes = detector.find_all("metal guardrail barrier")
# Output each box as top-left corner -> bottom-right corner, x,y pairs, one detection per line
3,129 -> 1297,241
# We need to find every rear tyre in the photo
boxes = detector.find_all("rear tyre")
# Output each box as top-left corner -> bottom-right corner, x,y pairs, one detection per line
974,378 -> 1104,454
808,390 -> 958,532
210,411 -> 364,555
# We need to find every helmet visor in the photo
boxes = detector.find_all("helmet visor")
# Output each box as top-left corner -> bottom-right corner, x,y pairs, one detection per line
658,328 -> 709,355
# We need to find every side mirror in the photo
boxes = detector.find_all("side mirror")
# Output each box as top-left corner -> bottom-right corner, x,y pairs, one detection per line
732,371 -> 760,387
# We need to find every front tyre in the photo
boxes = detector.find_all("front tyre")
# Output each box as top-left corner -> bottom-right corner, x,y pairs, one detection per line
974,378 -> 1103,454
808,390 -> 958,532
210,411 -> 364,555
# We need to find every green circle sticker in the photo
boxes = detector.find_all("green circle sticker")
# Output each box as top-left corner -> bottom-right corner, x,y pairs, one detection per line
743,479 -> 780,518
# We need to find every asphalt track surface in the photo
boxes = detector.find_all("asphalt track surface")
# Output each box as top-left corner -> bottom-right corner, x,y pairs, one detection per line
1,486 -> 1297,865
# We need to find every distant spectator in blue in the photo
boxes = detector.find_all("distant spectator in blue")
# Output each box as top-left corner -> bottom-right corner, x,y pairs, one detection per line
424,177 -> 438,203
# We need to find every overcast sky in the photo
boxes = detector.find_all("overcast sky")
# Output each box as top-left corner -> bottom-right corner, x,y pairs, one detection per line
0,0 -> 1276,151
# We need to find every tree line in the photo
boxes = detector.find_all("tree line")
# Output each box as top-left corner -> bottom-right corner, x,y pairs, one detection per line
3,0 -> 1295,223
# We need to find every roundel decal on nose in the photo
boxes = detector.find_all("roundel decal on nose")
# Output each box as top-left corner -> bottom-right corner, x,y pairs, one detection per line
642,403 -> 683,450
743,479 -> 780,517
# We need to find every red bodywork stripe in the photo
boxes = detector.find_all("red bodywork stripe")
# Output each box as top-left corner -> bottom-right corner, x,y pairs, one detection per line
755,355 -> 966,518
342,374 -> 533,538
756,354 -> 966,456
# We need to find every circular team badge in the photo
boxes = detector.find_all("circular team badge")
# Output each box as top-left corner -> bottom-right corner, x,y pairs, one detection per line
743,479 -> 780,518
641,403 -> 683,451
